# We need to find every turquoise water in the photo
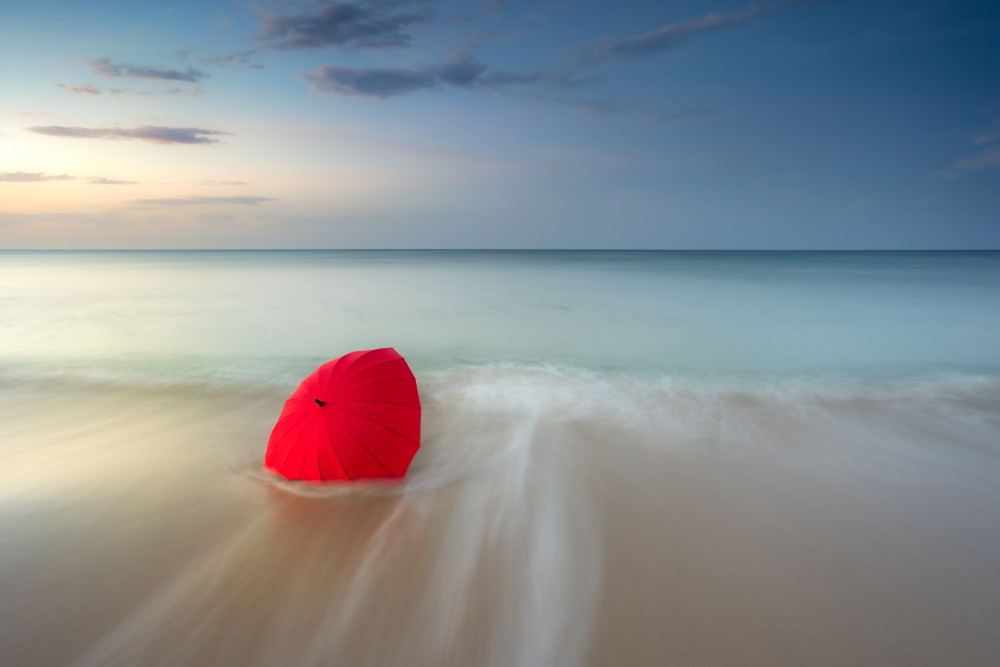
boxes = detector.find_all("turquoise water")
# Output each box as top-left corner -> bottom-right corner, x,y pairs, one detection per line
2,250 -> 999,383
2,251 -> 1000,666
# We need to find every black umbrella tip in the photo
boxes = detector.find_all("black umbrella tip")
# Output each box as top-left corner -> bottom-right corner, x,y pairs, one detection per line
314,398 -> 325,407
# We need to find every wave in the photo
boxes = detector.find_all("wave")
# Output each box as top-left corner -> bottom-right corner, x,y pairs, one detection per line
228,363 -> 1000,498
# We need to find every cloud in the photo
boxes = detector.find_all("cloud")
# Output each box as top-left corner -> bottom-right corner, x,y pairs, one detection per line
478,69 -> 550,88
948,123 -> 1000,173
0,171 -> 74,182
494,91 -> 625,114
89,177 -> 137,185
568,2 -> 789,69
303,55 -> 485,98
55,83 -> 101,96
109,88 -> 152,97
953,145 -> 1000,171
296,2 -> 779,118
88,57 -> 208,83
651,105 -> 729,121
304,55 -> 728,124
165,86 -> 205,97
200,180 -> 248,186
305,66 -> 435,98
973,132 -> 1000,146
129,196 -> 275,206
200,50 -> 265,70
28,125 -> 231,144
257,1 -> 430,50
56,82 -> 203,97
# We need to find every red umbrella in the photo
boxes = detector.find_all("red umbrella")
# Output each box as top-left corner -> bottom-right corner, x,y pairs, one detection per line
264,348 -> 421,482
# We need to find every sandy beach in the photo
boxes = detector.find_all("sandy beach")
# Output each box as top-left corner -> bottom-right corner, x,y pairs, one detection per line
3,367 -> 999,666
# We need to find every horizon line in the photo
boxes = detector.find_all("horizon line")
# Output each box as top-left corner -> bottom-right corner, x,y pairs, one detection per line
1,248 -> 998,253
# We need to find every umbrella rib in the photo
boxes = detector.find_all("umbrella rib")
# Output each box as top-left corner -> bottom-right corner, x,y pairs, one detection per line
332,399 -> 420,409
319,353 -> 355,389
270,408 -> 314,465
327,404 -> 420,446
281,417 -> 316,479
323,410 -> 395,476
335,356 -> 399,385
317,408 -> 349,479
278,399 -> 314,417
328,377 -> 413,401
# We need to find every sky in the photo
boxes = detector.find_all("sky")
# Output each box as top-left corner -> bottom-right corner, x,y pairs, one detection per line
1,0 -> 998,249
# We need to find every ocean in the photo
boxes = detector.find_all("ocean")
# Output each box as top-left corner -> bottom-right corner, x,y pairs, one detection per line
2,250 -> 999,666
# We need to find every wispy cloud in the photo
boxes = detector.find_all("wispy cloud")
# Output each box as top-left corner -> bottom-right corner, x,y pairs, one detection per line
56,82 -> 202,97
200,50 -> 265,70
165,86 -> 205,97
651,105 -> 729,121
109,89 -> 151,97
28,125 -> 231,145
973,131 -> 1000,146
0,171 -> 74,182
89,177 -> 137,185
303,54 -> 485,99
88,57 -> 208,83
953,145 -> 1000,171
257,1 -> 430,51
200,180 -> 248,186
55,83 -> 101,96
129,196 -> 275,206
493,91 -> 625,114
567,2 -> 790,69
297,1 -> 787,115
942,119 -> 1000,175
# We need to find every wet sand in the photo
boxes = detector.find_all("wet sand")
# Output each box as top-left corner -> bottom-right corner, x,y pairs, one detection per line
2,373 -> 1000,666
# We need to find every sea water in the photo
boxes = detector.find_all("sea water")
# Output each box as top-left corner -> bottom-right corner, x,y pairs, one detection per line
1,251 -> 999,666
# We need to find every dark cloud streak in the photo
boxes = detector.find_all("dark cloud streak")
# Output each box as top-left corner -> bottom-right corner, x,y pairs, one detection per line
55,83 -> 101,96
89,57 -> 208,83
303,54 -> 485,98
28,126 -> 231,145
89,177 -> 137,185
129,197 -> 275,206
651,105 -> 729,121
0,172 -> 74,182
257,2 -> 429,50
568,2 -> 789,69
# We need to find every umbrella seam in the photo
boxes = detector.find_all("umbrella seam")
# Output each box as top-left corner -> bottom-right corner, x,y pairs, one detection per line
327,404 -> 421,446
283,416 -> 317,479
318,353 -> 356,391
330,399 -> 420,409
317,407 -> 349,479
274,408 -> 317,470
327,377 -> 416,401
322,410 -> 396,476
332,352 -> 398,386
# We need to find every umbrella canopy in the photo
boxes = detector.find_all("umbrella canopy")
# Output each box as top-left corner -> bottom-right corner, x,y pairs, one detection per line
264,348 -> 421,482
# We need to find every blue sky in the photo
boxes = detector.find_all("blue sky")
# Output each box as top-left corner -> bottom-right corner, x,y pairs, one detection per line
1,0 -> 998,248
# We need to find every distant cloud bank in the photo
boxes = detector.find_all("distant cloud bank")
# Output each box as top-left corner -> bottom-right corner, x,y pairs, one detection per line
303,54 -> 485,99
28,125 -> 230,145
257,1 -> 429,50
55,83 -> 101,96
0,172 -> 137,184
89,177 -> 137,185
299,0 -> 788,116
129,197 -> 275,206
0,171 -> 74,182
567,2 -> 787,69
88,57 -> 208,83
